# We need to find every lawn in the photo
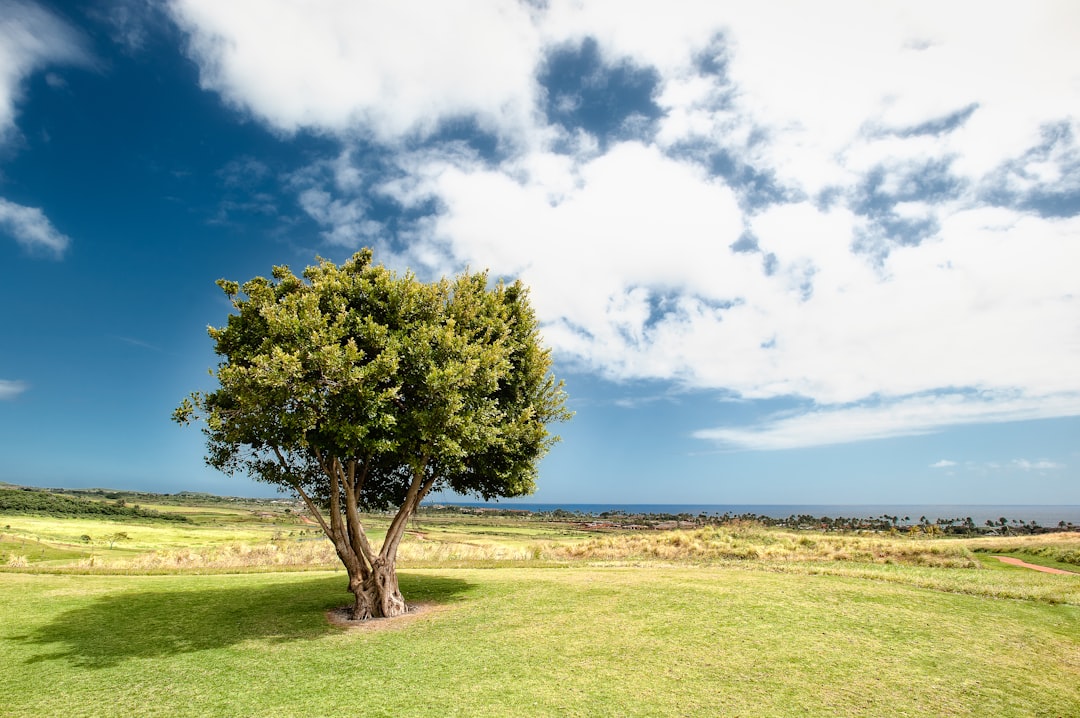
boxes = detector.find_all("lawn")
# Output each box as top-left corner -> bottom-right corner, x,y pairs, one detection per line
1,563 -> 1078,717
2,503 -> 1078,716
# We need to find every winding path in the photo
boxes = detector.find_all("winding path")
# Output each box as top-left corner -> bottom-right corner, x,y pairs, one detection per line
991,555 -> 1077,575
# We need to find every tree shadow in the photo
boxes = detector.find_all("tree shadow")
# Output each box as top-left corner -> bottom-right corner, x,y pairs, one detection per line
13,572 -> 470,669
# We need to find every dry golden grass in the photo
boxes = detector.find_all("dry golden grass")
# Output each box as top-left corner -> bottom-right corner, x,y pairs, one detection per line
542,523 -> 979,568
73,540 -> 340,570
960,531 -> 1080,549
68,535 -> 536,571
25,520 -> 1080,575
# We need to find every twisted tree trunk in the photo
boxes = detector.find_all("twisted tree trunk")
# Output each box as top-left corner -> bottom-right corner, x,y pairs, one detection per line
293,454 -> 433,620
350,558 -> 407,619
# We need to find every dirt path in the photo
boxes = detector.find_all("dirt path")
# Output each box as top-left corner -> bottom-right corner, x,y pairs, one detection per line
991,555 -> 1077,574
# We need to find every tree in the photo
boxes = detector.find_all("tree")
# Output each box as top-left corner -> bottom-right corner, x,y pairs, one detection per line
106,532 -> 129,549
174,250 -> 570,619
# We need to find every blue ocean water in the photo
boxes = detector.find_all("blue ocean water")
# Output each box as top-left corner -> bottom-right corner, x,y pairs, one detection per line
426,502 -> 1080,526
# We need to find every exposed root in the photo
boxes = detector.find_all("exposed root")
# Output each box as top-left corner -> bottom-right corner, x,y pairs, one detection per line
325,601 -> 441,631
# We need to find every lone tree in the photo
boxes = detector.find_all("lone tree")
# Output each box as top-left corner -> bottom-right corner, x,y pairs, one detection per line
175,250 -> 570,619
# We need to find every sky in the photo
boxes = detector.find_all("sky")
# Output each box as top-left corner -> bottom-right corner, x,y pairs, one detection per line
1,0 -> 1078,505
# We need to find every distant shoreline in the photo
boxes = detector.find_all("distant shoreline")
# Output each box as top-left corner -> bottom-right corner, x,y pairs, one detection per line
5,482 -> 1078,528
425,502 -> 1080,527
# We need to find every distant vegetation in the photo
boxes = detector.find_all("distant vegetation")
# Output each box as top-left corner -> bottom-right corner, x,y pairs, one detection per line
426,504 -> 1079,535
0,487 -> 190,523
0,482 -> 294,509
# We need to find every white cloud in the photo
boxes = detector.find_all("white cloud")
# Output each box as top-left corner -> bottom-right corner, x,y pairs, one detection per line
693,391 -> 1080,451
0,2 -> 89,258
0,197 -> 70,255
0,379 -> 28,400
930,459 -> 957,468
390,165 -> 1080,410
941,458 -> 1067,473
170,1 -> 1080,447
1011,459 -> 1065,471
0,1 -> 90,142
168,0 -> 543,144
650,1 -> 1080,198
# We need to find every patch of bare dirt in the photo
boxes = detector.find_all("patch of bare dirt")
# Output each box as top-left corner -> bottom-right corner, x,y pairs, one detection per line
991,555 -> 1077,574
325,601 -> 446,631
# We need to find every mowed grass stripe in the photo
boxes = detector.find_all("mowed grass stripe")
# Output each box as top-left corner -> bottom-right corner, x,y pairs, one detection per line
1,567 -> 1077,717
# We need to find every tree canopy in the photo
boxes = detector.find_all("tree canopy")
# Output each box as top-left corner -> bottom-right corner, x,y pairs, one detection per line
175,249 -> 569,618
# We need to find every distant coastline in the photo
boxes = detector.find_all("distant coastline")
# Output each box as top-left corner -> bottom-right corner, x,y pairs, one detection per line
425,502 -> 1080,527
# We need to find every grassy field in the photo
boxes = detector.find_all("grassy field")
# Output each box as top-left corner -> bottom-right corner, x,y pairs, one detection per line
1,499 -> 1078,717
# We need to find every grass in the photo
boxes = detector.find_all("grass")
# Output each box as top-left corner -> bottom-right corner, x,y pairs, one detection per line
962,533 -> 1080,573
2,506 -> 1079,716
0,533 -> 89,564
541,524 -> 981,567
1,567 -> 1077,717
0,512 -> 329,561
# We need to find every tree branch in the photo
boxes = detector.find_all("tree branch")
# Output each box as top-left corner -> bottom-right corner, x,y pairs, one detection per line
354,455 -> 369,496
290,481 -> 331,538
310,448 -> 365,577
341,458 -> 376,566
381,456 -> 429,561
418,473 -> 439,503
270,445 -> 361,574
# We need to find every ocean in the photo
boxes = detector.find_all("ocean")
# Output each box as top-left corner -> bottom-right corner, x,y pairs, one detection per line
425,502 -> 1080,526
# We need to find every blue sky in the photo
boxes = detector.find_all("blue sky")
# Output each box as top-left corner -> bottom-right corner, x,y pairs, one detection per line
1,0 -> 1078,504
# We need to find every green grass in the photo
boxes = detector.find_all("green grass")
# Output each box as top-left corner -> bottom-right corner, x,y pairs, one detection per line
0,533 -> 90,563
3,508 -> 1079,716
1,567 -> 1077,717
1,514 -> 310,553
975,550 -> 1080,574
964,534 -> 1080,573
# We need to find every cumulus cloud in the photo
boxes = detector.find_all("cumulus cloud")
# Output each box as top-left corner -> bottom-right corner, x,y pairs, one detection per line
169,0 -> 1080,448
0,197 -> 70,255
930,460 -> 957,468
168,0 -> 542,144
0,379 -> 28,400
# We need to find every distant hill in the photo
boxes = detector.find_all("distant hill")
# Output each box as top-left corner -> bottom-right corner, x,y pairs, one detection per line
0,482 -> 297,510
0,487 -> 191,522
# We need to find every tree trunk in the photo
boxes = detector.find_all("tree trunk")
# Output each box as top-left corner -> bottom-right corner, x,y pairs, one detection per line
348,558 -> 407,620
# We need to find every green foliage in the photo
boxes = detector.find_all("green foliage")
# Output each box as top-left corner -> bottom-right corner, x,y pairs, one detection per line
0,488 -> 190,523
175,250 -> 569,614
105,532 -> 130,549
176,250 -> 569,508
